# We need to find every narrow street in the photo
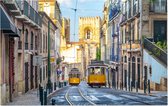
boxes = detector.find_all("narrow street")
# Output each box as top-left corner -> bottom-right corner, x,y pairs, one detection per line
0,0 -> 167,105
48,81 -> 167,105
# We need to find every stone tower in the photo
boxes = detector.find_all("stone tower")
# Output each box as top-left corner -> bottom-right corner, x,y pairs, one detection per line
78,16 -> 101,78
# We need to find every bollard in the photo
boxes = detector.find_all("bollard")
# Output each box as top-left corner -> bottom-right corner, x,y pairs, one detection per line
39,84 -> 41,102
54,82 -> 56,90
51,99 -> 56,105
44,91 -> 47,105
40,87 -> 44,105
59,82 -> 61,88
131,81 -> 132,91
148,80 -> 150,94
144,80 -> 146,94
136,81 -> 138,92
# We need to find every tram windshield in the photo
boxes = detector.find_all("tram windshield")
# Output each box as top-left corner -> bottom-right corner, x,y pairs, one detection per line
69,74 -> 80,78
88,67 -> 105,75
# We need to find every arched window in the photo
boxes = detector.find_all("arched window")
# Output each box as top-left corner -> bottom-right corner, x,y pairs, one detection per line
25,29 -> 28,43
124,56 -> 127,63
86,29 -> 91,39
132,56 -> 135,62
31,32 -> 33,50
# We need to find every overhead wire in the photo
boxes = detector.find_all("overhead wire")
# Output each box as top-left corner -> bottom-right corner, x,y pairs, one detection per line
73,0 -> 78,67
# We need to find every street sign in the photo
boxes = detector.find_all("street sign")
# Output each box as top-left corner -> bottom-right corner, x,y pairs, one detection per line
33,55 -> 42,66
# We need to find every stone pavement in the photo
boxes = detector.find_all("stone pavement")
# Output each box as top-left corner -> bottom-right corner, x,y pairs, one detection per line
6,86 -> 69,105
6,89 -> 40,105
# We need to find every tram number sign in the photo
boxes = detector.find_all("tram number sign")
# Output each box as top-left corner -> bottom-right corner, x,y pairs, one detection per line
91,60 -> 104,64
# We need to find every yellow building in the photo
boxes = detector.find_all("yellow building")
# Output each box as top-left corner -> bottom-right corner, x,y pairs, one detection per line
38,0 -> 62,27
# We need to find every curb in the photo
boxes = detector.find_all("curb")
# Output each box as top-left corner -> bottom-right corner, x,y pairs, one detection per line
114,88 -> 159,97
47,85 -> 70,99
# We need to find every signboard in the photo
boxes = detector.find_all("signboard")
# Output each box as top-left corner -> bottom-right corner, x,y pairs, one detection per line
57,69 -> 62,75
33,55 -> 42,66
50,57 -> 55,63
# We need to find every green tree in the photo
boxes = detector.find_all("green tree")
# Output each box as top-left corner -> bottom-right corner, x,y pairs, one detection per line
96,47 -> 101,61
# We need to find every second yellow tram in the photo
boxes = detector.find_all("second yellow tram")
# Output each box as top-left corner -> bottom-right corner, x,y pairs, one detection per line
87,61 -> 107,88
69,68 -> 81,86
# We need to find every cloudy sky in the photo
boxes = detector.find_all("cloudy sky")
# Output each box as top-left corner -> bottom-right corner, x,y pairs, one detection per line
57,0 -> 105,41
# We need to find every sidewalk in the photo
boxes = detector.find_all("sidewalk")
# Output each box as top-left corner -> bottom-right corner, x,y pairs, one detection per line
6,86 -> 69,105
6,89 -> 40,105
121,88 -> 168,98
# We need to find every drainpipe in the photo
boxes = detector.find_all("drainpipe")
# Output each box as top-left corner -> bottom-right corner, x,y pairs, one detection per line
139,0 -> 143,90
47,21 -> 51,93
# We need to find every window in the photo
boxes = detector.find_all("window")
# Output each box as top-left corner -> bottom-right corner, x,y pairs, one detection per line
86,29 -> 91,39
124,56 -> 127,63
25,29 -> 28,50
132,24 -> 134,41
31,32 -> 33,50
151,0 -> 167,12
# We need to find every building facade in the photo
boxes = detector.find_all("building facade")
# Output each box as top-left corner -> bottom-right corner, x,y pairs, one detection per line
119,0 -> 167,91
0,0 -> 42,104
101,0 -> 109,62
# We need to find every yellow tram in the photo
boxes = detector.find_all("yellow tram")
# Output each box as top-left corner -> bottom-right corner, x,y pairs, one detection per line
69,68 -> 81,86
87,60 -> 107,88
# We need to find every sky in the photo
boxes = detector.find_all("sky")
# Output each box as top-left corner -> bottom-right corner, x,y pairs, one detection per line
57,0 -> 106,41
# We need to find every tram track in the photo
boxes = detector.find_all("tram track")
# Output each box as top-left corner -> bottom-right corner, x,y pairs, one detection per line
65,86 -> 96,105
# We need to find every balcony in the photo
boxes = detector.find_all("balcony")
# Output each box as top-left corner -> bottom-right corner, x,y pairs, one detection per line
122,40 -> 141,51
120,12 -> 127,25
133,4 -> 139,16
25,42 -> 28,50
143,38 -> 167,66
3,0 -> 22,16
3,0 -> 42,28
109,4 -> 120,21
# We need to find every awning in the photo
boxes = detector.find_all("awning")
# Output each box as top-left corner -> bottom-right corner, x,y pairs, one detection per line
0,5 -> 20,37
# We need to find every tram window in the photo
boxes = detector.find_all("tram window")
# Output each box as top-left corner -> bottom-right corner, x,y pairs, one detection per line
101,67 -> 105,74
69,74 -> 72,78
95,67 -> 101,75
89,68 -> 95,74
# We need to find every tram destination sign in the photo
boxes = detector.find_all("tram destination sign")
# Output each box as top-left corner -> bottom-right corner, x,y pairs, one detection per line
91,60 -> 104,65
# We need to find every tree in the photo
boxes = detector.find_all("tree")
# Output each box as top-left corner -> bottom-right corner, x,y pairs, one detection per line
96,47 -> 101,61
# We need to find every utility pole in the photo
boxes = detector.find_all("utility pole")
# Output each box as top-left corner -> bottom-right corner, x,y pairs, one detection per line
47,21 -> 51,93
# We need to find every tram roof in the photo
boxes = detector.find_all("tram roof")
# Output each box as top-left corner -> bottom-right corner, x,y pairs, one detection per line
69,71 -> 80,74
71,68 -> 79,71
87,64 -> 108,68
